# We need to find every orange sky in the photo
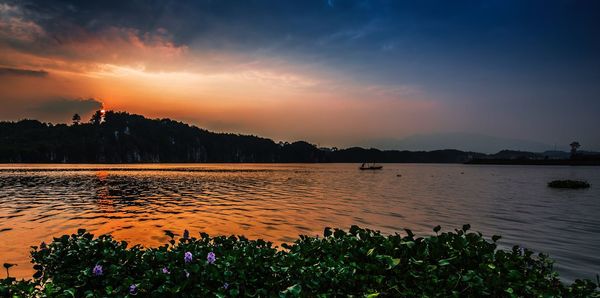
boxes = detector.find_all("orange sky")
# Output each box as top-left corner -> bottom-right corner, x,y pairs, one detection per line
0,19 -> 447,147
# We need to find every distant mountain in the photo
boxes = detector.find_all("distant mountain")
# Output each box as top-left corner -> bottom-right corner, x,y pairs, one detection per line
541,150 -> 570,159
0,111 -> 486,163
363,133 -> 553,154
487,150 -> 541,160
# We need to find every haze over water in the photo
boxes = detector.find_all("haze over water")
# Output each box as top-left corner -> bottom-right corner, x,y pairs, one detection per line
0,163 -> 598,282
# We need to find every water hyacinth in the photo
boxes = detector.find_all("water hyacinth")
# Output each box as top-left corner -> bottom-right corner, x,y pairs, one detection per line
207,252 -> 216,264
7,226 -> 598,297
183,229 -> 190,239
129,284 -> 137,295
92,264 -> 103,276
39,241 -> 47,249
184,251 -> 193,263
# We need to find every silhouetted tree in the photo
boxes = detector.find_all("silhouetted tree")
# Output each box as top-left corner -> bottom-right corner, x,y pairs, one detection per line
90,110 -> 103,125
72,113 -> 81,125
570,141 -> 581,159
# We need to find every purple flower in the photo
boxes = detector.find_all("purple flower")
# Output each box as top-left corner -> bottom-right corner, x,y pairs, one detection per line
184,251 -> 193,263
223,282 -> 229,290
183,230 -> 190,239
162,267 -> 170,274
92,264 -> 103,276
207,252 -> 216,264
129,284 -> 137,295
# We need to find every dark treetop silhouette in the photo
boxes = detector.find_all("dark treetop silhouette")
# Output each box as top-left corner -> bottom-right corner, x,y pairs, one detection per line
0,110 -> 490,163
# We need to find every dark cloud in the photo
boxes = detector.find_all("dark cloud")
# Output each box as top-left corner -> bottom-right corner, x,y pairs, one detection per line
0,67 -> 48,77
10,0 -> 600,77
29,98 -> 102,123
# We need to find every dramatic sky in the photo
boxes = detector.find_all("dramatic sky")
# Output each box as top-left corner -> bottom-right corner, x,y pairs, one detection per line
1,0 -> 599,151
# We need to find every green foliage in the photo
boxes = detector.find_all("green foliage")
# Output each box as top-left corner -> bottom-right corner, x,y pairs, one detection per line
0,278 -> 38,297
1,226 -> 599,297
548,180 -> 591,189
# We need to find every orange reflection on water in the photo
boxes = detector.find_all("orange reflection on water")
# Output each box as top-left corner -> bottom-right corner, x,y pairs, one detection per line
95,170 -> 115,212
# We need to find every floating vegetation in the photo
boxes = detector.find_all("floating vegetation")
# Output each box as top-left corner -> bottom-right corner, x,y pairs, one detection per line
1,226 -> 599,296
548,180 -> 591,189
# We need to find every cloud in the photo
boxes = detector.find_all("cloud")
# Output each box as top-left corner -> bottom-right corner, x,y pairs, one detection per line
0,66 -> 47,77
0,1 -> 188,73
28,98 -> 102,123
0,2 -> 44,42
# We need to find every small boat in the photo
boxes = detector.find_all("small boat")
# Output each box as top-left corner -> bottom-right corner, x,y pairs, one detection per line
359,162 -> 383,170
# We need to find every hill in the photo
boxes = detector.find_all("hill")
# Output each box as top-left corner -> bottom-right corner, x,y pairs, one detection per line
0,111 -> 486,163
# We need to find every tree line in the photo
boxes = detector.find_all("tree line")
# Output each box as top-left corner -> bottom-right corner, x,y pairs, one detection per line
0,110 -> 485,163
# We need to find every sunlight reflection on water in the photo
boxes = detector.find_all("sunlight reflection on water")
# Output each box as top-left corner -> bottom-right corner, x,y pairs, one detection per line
0,163 -> 599,282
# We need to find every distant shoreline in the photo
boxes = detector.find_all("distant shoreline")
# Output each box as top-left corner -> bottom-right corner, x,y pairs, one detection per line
1,160 -> 599,166
465,159 -> 600,166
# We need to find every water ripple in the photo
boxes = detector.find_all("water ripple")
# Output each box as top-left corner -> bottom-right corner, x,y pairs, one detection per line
0,163 -> 599,282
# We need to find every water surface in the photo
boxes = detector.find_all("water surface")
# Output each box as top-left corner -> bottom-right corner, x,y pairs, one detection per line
0,163 -> 598,282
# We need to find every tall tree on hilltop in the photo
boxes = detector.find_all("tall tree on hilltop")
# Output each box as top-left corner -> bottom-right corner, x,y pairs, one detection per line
90,111 -> 103,125
570,141 -> 581,159
72,113 -> 81,125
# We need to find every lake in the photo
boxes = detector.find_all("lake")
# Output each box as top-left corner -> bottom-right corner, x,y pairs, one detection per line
0,163 -> 598,282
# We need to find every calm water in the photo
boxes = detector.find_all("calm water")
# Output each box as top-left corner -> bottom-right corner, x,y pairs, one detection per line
0,163 -> 599,282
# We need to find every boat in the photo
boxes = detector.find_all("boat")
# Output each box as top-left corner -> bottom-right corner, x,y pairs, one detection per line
359,162 -> 383,170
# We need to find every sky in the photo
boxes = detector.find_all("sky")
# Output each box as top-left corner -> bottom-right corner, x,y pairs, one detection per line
1,0 -> 599,151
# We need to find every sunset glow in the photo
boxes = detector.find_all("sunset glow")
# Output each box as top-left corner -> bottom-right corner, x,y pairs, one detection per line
1,1 -> 599,150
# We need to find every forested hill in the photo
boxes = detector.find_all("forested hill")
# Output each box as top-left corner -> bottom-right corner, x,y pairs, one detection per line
0,111 -> 485,163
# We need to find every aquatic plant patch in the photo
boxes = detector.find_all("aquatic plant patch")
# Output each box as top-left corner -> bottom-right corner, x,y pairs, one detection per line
548,180 -> 591,189
1,226 -> 599,297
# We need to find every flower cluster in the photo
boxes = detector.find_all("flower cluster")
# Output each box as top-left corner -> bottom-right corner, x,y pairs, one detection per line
184,251 -> 193,263
92,264 -> 103,276
207,251 -> 216,264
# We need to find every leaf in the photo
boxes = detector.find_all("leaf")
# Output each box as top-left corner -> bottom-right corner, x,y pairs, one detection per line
433,225 -> 441,233
365,293 -> 380,298
324,227 -> 332,237
401,241 -> 415,249
367,248 -> 375,256
282,284 -> 302,296
492,235 -> 501,242
333,229 -> 346,238
164,230 -> 175,238
64,288 -> 76,297
508,270 -> 521,279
